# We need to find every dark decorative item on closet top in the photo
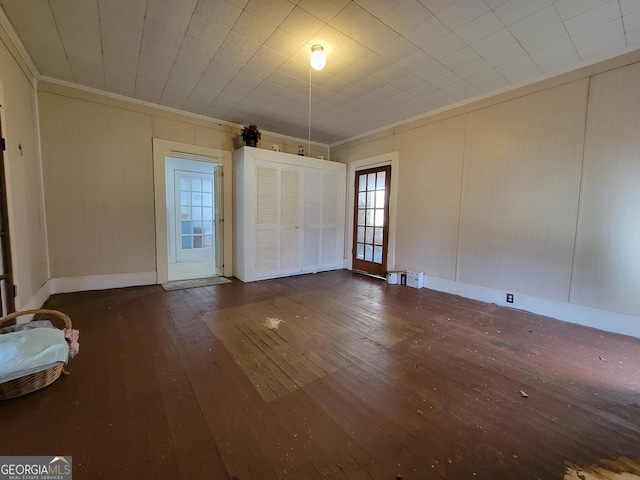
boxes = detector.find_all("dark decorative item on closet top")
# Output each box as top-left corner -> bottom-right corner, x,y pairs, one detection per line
241,124 -> 261,147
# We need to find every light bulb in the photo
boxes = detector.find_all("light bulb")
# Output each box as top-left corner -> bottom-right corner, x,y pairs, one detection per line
310,45 -> 326,70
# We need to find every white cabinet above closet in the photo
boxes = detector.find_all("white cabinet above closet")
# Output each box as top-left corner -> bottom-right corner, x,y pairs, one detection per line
233,147 -> 346,282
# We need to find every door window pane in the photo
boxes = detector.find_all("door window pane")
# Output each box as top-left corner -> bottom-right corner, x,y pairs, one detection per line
376,171 -> 386,189
374,227 -> 383,245
365,227 -> 374,244
375,209 -> 384,226
356,243 -> 364,259
373,246 -> 383,263
364,244 -> 373,261
366,191 -> 375,208
367,173 -> 376,190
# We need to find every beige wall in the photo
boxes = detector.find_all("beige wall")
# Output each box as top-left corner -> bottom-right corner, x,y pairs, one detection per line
37,81 -> 326,281
332,50 -> 640,320
37,82 -> 233,279
0,22 -> 48,309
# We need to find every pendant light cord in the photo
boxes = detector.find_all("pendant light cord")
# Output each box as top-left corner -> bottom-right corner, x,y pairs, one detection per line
308,64 -> 312,157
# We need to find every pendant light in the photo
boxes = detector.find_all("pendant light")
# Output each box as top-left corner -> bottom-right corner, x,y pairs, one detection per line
310,45 -> 326,71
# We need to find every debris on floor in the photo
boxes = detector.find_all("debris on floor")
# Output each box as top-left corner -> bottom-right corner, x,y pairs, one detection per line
264,317 -> 284,329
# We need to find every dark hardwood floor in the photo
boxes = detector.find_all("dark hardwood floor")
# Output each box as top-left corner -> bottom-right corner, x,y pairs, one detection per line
2,270 -> 639,479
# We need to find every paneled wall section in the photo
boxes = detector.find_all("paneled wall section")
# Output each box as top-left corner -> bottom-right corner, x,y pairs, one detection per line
332,55 -> 640,320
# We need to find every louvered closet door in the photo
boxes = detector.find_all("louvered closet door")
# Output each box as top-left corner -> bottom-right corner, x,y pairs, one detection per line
302,169 -> 341,271
256,163 -> 301,277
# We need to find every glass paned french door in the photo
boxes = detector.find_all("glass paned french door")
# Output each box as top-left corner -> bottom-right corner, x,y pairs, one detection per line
175,170 -> 216,263
352,165 -> 391,277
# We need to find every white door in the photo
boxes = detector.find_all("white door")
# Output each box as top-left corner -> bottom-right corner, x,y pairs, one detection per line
175,170 -> 216,263
255,162 -> 301,277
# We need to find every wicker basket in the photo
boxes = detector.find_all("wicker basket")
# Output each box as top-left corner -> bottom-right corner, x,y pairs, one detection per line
0,309 -> 72,400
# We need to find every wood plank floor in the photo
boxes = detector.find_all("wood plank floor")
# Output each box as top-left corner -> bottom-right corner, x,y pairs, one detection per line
2,270 -> 639,479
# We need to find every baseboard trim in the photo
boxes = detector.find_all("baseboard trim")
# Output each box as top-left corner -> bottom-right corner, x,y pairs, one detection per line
421,275 -> 640,339
50,272 -> 157,294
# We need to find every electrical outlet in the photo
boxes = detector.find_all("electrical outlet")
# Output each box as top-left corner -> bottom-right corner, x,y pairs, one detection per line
506,293 -> 514,303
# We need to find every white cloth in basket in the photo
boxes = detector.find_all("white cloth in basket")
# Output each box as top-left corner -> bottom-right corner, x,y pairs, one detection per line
0,328 -> 69,383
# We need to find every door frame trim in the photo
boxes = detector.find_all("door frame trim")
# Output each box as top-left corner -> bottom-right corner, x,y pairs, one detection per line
346,152 -> 398,272
152,138 -> 232,284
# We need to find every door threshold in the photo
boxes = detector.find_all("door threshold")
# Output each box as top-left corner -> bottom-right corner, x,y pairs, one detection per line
351,269 -> 386,281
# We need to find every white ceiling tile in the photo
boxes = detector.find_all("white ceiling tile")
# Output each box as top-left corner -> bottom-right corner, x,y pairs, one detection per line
494,0 -> 554,26
390,73 -> 425,90
620,0 -> 640,15
440,77 -> 472,95
51,8 -> 100,38
455,12 -> 505,44
105,78 -> 135,97
279,6 -> 325,41
51,0 -> 98,18
454,58 -> 492,79
100,0 -> 147,17
465,67 -> 504,87
563,0 -> 621,36
332,2 -> 401,50
297,0 -> 350,22
494,53 -> 538,77
60,29 -> 102,56
396,50 -> 438,70
476,76 -> 510,93
625,29 -> 640,46
413,60 -> 450,81
484,0 -> 509,7
373,62 -> 410,82
232,11 -> 278,45
382,0 -> 433,34
316,27 -> 375,66
577,34 -> 627,61
553,0 -> 611,21
178,36 -> 220,64
624,10 -> 640,31
103,55 -> 137,78
142,17 -> 187,51
146,0 -> 197,29
354,52 -> 393,76
435,0 -> 490,30
404,15 -> 450,49
485,42 -> 528,67
186,1 -> 242,43
245,0 -> 296,25
416,0 -> 456,14
424,31 -> 466,57
470,28 -> 517,56
439,46 -> 481,70
508,5 -> 561,41
520,24 -> 570,53
219,31 -> 262,64
263,28 -> 303,58
503,63 -> 543,83
537,51 -> 581,73
1,0 -> 54,22
99,2 -> 144,35
355,0 -> 405,18
377,37 -> 420,62
405,80 -> 437,97
529,39 -> 576,64
429,70 -> 462,89
571,18 -> 624,50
